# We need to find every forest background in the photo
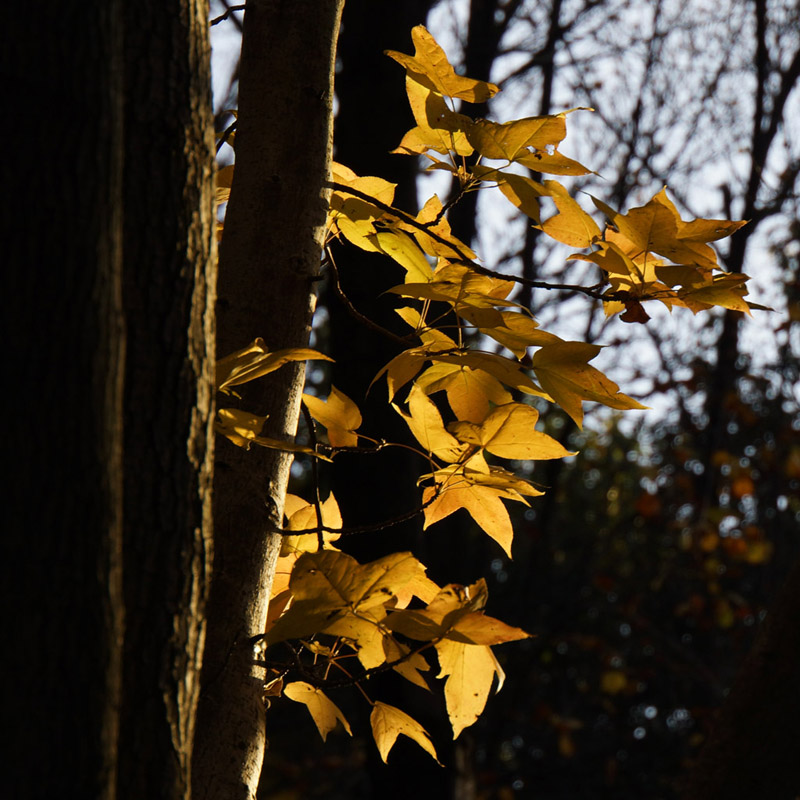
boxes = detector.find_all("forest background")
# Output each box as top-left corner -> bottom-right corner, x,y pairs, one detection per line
208,0 -> 799,797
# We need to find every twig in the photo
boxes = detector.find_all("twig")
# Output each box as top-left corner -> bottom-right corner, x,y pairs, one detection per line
210,3 -> 245,26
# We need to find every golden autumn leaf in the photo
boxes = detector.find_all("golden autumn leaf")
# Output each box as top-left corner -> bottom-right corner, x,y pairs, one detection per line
386,26 -> 498,103
449,402 -> 576,461
370,702 -> 441,764
435,638 -> 504,738
592,188 -> 746,272
373,229 -> 434,283
216,338 -> 332,393
467,115 -> 567,162
532,341 -> 647,427
538,179 -> 601,248
394,384 -> 469,462
280,492 -> 342,556
284,682 -> 352,742
423,475 -> 516,557
303,386 -> 362,448
416,362 -> 512,423
215,408 -> 328,459
265,550 -> 433,648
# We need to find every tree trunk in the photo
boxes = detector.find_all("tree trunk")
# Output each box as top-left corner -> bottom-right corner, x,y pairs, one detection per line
193,3 -> 344,798
7,1 -> 216,798
117,2 -> 217,797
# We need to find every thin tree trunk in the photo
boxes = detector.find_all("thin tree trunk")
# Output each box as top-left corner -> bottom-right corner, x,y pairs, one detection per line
193,3 -> 344,798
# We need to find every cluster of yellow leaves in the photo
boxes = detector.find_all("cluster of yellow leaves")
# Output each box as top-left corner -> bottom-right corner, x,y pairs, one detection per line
212,25 -> 756,766
269,524 -> 528,761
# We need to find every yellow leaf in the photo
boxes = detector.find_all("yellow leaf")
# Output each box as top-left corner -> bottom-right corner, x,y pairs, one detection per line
495,172 -> 546,223
435,639 -> 501,738
374,229 -> 434,283
394,384 -> 468,462
284,682 -> 352,741
370,702 -> 441,764
383,638 -> 431,690
216,338 -> 332,393
303,386 -> 362,448
266,551 -> 431,647
467,116 -> 567,162
325,608 -> 389,669
290,550 -> 428,613
215,408 -> 328,459
516,149 -> 593,176
447,611 -> 530,646
423,479 -> 515,557
450,402 -> 575,460
280,492 -> 342,555
532,342 -> 647,427
538,180 -> 601,248
386,26 -> 498,102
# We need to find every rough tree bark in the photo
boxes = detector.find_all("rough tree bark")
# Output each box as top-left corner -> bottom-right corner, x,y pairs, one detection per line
193,2 -> 344,798
7,1 -> 216,798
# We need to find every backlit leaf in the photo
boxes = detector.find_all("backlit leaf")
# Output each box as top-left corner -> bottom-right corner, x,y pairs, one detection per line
303,386 -> 362,448
386,26 -> 498,103
532,342 -> 647,427
284,682 -> 352,741
370,702 -> 441,764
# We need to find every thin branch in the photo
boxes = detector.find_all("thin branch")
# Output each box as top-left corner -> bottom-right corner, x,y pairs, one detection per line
300,402 -> 325,550
325,248 -> 412,346
210,3 -> 245,26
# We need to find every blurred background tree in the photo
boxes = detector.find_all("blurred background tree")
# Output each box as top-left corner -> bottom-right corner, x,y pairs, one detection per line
210,0 -> 799,797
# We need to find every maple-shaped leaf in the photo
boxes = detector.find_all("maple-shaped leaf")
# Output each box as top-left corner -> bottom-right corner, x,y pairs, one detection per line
290,550 -> 428,613
446,611 -> 530,646
422,471 -> 517,556
432,350 -> 549,398
416,362 -> 512,423
284,682 -> 352,742
303,386 -> 362,448
265,550 -> 433,647
532,342 -> 647,427
678,273 -> 753,314
280,492 -> 342,555
324,606 -> 389,669
436,638 -> 504,739
386,26 -> 498,103
216,338 -> 332,393
537,180 -> 601,248
394,384 -> 469,463
493,171 -> 546,223
591,189 -> 746,271
370,702 -> 441,764
392,76 -> 475,157
448,402 -> 575,460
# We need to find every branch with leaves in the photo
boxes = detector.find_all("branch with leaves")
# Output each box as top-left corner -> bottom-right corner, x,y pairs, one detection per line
211,25 -> 759,763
